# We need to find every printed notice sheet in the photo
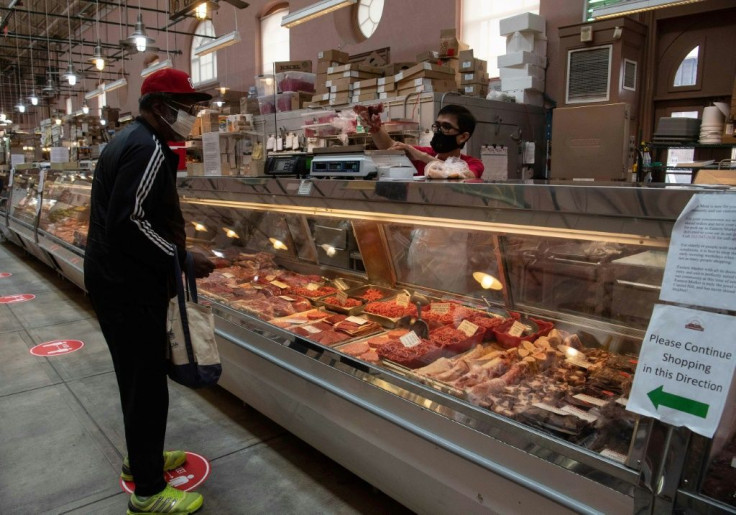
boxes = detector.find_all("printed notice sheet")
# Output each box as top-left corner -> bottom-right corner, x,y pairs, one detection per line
202,131 -> 222,176
627,304 -> 736,437
660,193 -> 736,311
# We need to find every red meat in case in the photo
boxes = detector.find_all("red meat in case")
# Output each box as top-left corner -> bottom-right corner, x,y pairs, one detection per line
429,325 -> 483,354
377,339 -> 444,369
492,315 -> 554,349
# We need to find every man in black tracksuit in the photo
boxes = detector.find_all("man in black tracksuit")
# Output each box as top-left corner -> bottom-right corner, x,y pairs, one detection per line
84,69 -> 213,515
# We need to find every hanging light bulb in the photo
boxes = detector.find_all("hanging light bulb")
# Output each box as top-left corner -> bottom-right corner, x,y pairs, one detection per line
0,112 -> 6,122
100,118 -> 107,126
16,102 -> 26,113
92,42 -> 105,71
195,3 -> 208,19
128,13 -> 154,53
29,90 -> 39,106
82,101 -> 90,115
64,62 -> 79,86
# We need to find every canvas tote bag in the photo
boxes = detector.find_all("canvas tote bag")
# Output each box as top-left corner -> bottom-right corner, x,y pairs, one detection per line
167,250 -> 221,388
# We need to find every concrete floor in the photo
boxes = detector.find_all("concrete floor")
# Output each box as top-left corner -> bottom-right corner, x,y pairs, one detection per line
0,240 -> 412,515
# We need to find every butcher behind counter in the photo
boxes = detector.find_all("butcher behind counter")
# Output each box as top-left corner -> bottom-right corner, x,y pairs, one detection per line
354,103 -> 484,179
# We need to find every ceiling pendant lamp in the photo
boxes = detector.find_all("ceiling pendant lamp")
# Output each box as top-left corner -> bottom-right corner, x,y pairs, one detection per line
64,61 -> 79,86
128,12 -> 154,52
92,42 -> 106,71
29,90 -> 39,106
82,100 -> 90,115
64,3 -> 79,86
42,71 -> 57,97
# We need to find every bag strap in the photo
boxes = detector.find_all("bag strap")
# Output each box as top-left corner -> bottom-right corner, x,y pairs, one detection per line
182,252 -> 199,304
173,248 -> 197,365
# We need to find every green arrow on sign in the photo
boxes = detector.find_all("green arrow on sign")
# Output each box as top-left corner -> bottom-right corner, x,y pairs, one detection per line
647,385 -> 709,419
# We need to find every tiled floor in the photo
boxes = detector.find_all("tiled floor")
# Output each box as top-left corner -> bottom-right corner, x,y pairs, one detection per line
0,240 -> 411,515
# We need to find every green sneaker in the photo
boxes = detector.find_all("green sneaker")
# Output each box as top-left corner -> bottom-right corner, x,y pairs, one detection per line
127,484 -> 203,514
121,451 -> 188,482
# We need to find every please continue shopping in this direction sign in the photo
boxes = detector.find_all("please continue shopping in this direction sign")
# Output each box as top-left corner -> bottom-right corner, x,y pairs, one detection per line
627,304 -> 736,438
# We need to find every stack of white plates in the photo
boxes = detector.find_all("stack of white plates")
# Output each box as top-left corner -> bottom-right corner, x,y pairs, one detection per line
700,106 -> 724,143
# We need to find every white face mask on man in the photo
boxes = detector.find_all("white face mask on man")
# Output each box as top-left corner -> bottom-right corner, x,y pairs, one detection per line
160,102 -> 197,140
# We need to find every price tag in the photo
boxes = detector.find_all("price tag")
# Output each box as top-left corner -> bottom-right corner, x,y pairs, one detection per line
561,405 -> 599,423
431,303 -> 451,314
279,296 -> 296,302
616,397 -> 629,407
336,290 -> 348,303
395,294 -> 410,307
573,394 -> 608,407
298,180 -> 313,195
265,274 -> 276,281
533,402 -> 569,416
302,325 -> 322,334
270,280 -> 289,289
567,357 -> 593,369
333,278 -> 349,291
222,273 -> 234,278
345,316 -> 368,325
400,331 -> 422,348
457,319 -> 479,337
507,321 -> 526,337
252,284 -> 263,290
306,282 -> 320,291
600,449 -> 627,463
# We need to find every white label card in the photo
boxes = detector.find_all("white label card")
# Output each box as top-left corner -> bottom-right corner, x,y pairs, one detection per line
306,283 -> 320,291
533,402 -> 569,416
336,290 -> 348,303
507,321 -> 526,337
457,320 -> 479,337
561,405 -> 599,423
345,316 -> 368,325
431,303 -> 451,314
395,294 -> 410,307
400,331 -> 422,348
279,296 -> 296,302
298,180 -> 312,195
334,278 -> 349,290
627,304 -> 736,438
573,394 -> 609,407
302,325 -> 322,334
270,280 -> 289,289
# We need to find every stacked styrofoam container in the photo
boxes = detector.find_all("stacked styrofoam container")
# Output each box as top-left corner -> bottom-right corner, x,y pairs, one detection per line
498,12 -> 547,107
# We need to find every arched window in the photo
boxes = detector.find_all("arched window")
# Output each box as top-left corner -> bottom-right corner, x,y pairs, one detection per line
356,0 -> 383,39
261,5 -> 289,75
673,46 -> 698,87
191,20 -> 217,86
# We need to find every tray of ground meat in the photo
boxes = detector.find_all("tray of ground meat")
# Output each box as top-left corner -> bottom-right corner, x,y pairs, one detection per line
315,295 -> 365,315
462,313 -> 509,341
376,338 -> 444,369
289,285 -> 338,299
429,325 -> 484,355
422,301 -> 487,329
362,297 -> 418,328
343,285 -> 396,303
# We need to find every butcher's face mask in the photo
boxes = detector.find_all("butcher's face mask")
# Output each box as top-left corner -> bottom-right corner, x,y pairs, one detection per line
430,117 -> 469,154
160,99 -> 197,140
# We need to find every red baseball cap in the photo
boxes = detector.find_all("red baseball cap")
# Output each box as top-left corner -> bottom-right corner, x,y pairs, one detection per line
140,68 -> 212,101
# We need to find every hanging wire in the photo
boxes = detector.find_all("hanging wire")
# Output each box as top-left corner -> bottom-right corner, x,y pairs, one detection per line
14,15 -> 24,112
26,3 -> 36,102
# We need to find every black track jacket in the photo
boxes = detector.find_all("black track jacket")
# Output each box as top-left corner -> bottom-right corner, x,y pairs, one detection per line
84,117 -> 185,306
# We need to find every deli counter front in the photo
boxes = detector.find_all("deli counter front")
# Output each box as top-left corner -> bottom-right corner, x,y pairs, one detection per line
2,171 -> 735,514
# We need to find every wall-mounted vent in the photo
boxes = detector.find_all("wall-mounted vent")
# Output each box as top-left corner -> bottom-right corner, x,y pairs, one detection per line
623,59 -> 637,91
566,45 -> 612,104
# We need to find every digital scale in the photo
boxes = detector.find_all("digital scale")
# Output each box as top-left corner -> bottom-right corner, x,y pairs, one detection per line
310,149 -> 415,179
265,154 -> 310,178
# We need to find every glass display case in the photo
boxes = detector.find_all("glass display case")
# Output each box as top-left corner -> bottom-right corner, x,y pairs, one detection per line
173,177 -> 735,513
5,174 -> 734,513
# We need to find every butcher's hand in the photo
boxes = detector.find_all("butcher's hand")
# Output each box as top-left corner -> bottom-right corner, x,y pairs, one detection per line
390,142 -> 430,163
191,251 -> 215,278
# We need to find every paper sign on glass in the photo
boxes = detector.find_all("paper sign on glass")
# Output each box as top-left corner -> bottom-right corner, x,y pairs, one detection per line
627,304 -> 736,438
660,194 -> 736,311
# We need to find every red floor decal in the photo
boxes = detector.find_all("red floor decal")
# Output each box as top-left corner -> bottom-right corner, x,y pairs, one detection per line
0,272 -> 12,279
30,339 -> 85,356
0,293 -> 35,304
121,452 -> 211,494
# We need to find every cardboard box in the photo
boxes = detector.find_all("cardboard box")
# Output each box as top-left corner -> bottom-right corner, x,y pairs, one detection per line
460,72 -> 489,85
317,60 -> 341,74
318,49 -> 349,63
395,62 -> 455,82
381,63 -> 414,76
377,75 -> 396,86
460,58 -> 487,73
327,70 -> 382,80
439,28 -> 468,57
326,77 -> 356,91
499,12 -> 546,36
365,51 -> 387,67
497,51 -> 547,68
416,50 -> 440,62
351,92 -> 378,102
274,60 -> 313,73
694,169 -> 736,185
501,76 -> 544,92
327,63 -> 383,75
499,64 -> 545,81
505,88 -> 544,106
377,84 -> 397,94
398,79 -> 458,95
355,78 -> 379,89
463,84 -> 489,97
506,31 -> 536,53
458,49 -> 474,62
